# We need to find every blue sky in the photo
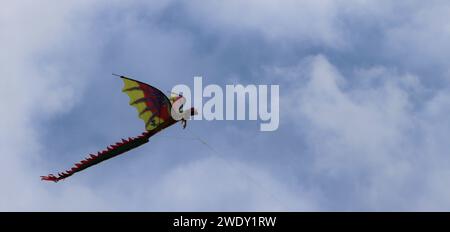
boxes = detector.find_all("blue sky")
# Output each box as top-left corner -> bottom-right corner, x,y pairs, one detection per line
2,0 -> 450,211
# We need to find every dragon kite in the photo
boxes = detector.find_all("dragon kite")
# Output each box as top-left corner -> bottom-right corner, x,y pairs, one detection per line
41,75 -> 197,182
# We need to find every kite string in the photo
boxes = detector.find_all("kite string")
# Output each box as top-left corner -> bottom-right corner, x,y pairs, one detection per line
158,128 -> 290,209
184,127 -> 292,211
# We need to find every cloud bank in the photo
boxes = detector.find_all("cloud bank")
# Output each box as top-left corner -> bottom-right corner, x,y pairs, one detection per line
1,0 -> 450,211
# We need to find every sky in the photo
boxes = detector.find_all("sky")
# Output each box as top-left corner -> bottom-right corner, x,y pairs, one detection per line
1,0 -> 450,211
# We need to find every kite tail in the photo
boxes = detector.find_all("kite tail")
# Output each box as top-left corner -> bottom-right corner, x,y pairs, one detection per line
41,131 -> 151,183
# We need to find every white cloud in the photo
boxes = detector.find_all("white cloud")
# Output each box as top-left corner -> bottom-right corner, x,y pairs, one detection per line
148,156 -> 317,211
383,2 -> 450,70
0,0 -> 109,211
277,55 -> 450,210
183,0 -> 346,48
2,0 -> 450,211
0,1 -> 313,211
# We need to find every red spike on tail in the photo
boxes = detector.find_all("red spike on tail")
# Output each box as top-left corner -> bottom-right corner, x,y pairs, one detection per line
41,132 -> 151,182
41,174 -> 59,183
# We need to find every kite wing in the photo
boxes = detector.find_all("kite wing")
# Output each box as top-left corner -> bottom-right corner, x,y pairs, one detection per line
41,75 -> 177,182
121,76 -> 172,131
